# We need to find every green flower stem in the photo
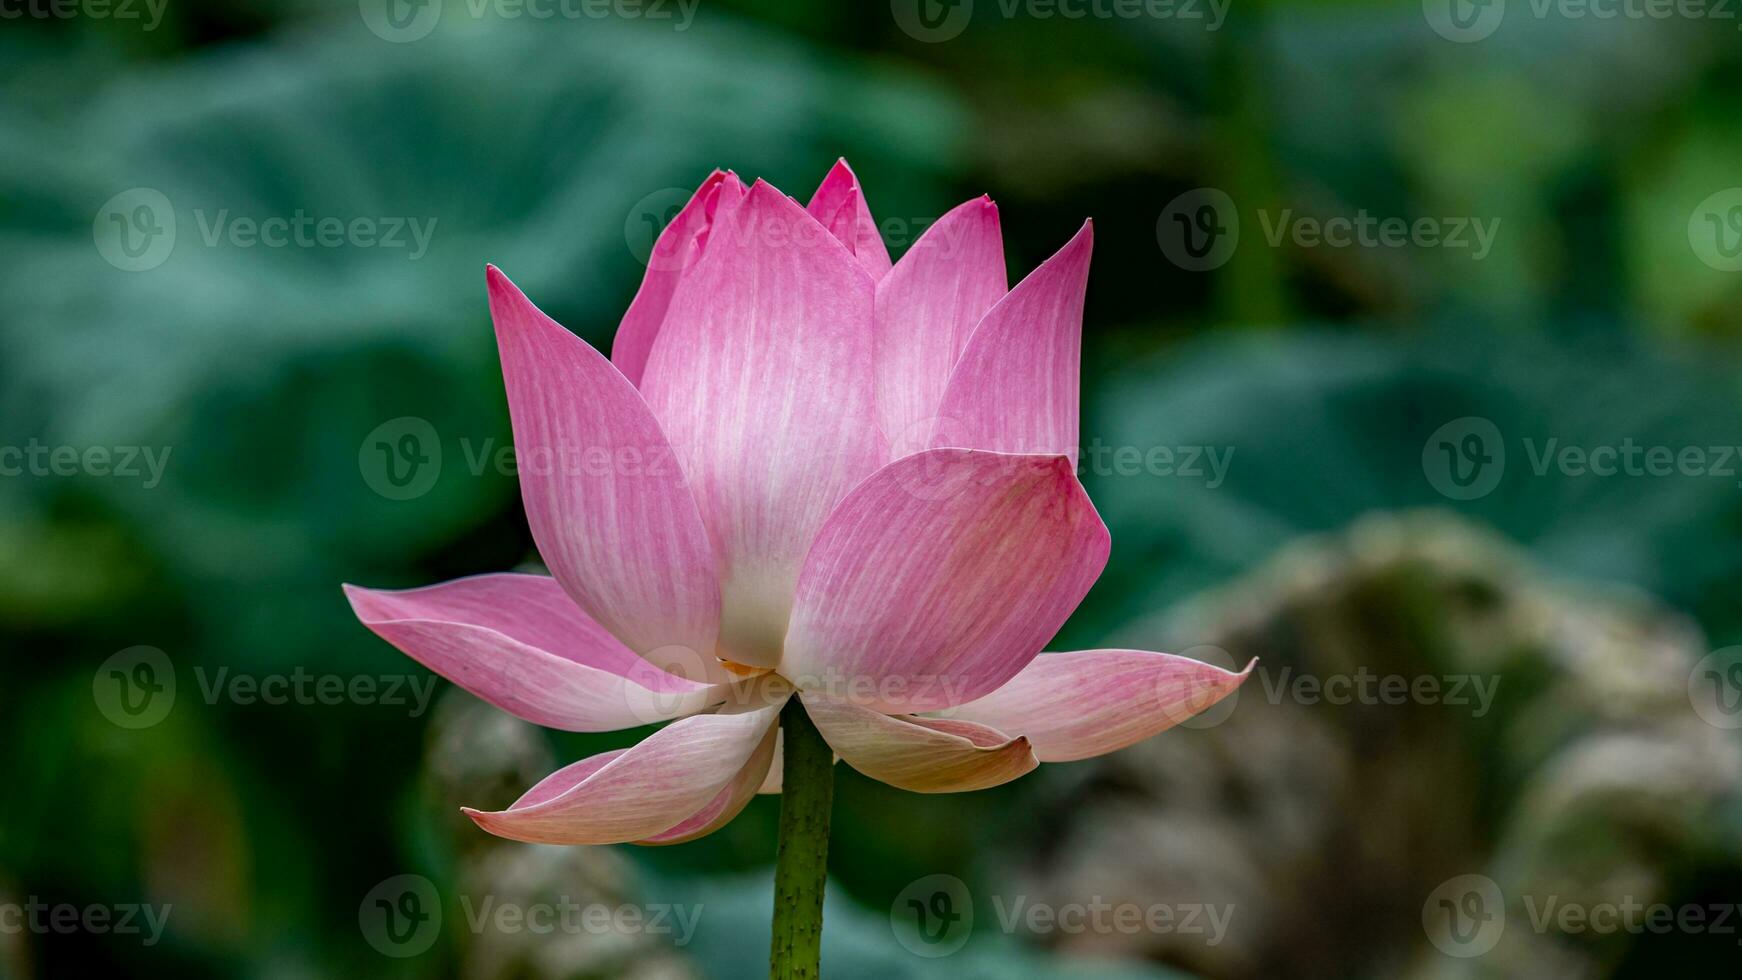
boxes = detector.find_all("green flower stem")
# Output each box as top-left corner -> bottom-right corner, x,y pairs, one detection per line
769,696 -> 834,980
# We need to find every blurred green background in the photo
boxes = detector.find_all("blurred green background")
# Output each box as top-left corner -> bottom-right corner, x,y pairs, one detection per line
4,1 -> 1742,977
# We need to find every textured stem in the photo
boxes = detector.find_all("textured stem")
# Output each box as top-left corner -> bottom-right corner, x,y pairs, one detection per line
769,697 -> 834,979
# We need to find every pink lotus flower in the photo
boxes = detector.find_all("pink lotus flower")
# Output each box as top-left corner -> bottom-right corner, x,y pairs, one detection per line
344,160 -> 1250,846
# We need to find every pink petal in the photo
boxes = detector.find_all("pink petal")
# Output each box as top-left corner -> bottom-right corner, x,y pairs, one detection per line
874,196 -> 1007,452
806,158 -> 893,280
944,651 -> 1255,762
929,221 -> 1092,465
488,266 -> 727,683
344,575 -> 726,732
751,730 -> 840,795
639,180 -> 883,670
463,698 -> 784,845
756,730 -> 784,794
781,449 -> 1110,713
612,170 -> 746,386
799,692 -> 1036,793
637,721 -> 779,844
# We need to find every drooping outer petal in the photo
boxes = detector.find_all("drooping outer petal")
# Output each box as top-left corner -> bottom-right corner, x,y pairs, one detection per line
612,170 -> 745,386
638,720 -> 778,844
782,449 -> 1110,713
463,696 -> 784,845
488,266 -> 727,683
929,221 -> 1092,465
875,196 -> 1007,452
944,650 -> 1255,762
344,575 -> 726,732
807,158 -> 892,280
799,692 -> 1036,793
640,180 -> 883,670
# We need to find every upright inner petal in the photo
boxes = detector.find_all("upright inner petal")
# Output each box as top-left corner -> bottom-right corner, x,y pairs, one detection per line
639,180 -> 883,669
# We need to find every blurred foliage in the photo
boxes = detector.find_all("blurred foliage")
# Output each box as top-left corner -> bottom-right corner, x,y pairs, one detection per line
2,0 -> 1740,977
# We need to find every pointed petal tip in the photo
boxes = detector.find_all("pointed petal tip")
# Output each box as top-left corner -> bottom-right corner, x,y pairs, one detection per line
484,264 -> 523,305
341,582 -> 384,618
460,806 -> 509,837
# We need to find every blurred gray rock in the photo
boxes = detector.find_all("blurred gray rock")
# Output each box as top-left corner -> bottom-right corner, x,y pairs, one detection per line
1002,512 -> 1742,980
